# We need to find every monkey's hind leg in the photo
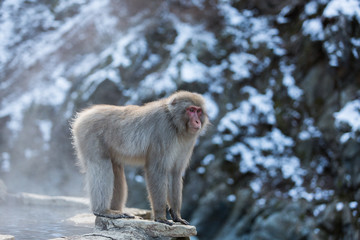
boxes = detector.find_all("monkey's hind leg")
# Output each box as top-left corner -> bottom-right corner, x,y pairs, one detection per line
87,157 -> 132,219
109,161 -> 134,219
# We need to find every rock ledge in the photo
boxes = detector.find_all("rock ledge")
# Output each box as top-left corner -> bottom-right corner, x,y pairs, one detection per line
95,217 -> 197,238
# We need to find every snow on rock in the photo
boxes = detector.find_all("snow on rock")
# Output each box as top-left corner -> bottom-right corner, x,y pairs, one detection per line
298,118 -> 322,141
302,0 -> 360,67
1,152 -> 10,172
334,99 -> 360,143
202,93 -> 219,120
302,18 -> 324,41
323,0 -> 360,21
169,16 -> 217,57
229,53 -> 258,80
0,77 -> 71,135
37,120 -> 53,143
217,86 -> 275,139
280,62 -> 303,101
219,3 -> 285,56
181,54 -> 209,83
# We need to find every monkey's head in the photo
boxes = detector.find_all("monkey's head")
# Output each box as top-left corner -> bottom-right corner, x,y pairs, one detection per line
167,91 -> 209,136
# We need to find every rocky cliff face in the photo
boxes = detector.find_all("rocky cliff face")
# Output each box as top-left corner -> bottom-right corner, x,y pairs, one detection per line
0,0 -> 359,239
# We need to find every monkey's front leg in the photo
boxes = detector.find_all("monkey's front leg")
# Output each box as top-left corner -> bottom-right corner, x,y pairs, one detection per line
167,171 -> 190,225
145,165 -> 173,226
94,210 -> 134,219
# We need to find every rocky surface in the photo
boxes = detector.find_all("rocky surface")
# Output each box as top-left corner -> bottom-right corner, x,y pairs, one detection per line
54,217 -> 196,240
1,0 -> 360,239
95,217 -> 196,238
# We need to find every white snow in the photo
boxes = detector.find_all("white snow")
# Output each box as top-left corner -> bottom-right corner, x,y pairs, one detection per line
334,99 -> 360,131
305,1 -> 319,16
81,68 -> 120,101
280,62 -> 304,101
219,3 -> 285,56
250,178 -> 262,193
169,16 -> 217,57
334,99 -> 360,142
0,77 -> 71,135
324,0 -> 360,21
229,53 -> 258,80
313,204 -> 326,216
1,152 -> 11,172
277,6 -> 292,24
24,148 -> 35,159
217,86 -> 276,146
299,118 -> 322,140
224,126 -> 304,185
135,175 -> 144,183
202,93 -> 219,120
197,167 -> 206,174
181,55 -> 208,83
289,186 -> 334,202
302,18 -> 324,41
227,194 -> 236,202
336,202 -> 344,211
37,120 -> 53,143
350,201 -> 358,209
140,72 -> 177,95
202,154 -> 215,166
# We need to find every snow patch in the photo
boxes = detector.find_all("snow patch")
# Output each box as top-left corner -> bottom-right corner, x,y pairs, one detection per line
280,62 -> 303,101
169,16 -> 217,56
227,194 -> 236,202
323,0 -> 360,21
37,120 -> 53,143
299,118 -> 322,140
334,99 -> 360,142
229,53 -> 258,80
302,18 -> 324,41
202,93 -> 219,120
1,152 -> 11,172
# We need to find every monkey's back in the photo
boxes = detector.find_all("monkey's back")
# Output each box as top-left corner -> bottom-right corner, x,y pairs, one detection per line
72,102 -> 177,169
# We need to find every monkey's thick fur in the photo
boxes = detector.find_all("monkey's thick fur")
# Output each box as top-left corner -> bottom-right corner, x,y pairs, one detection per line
71,91 -> 209,225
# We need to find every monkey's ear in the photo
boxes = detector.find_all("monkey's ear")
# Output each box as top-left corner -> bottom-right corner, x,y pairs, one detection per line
168,96 -> 178,106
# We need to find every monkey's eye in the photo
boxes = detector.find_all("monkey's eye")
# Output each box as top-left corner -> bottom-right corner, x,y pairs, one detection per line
189,108 -> 195,113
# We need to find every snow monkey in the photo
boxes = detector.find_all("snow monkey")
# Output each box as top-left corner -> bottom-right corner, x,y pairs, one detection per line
71,91 -> 209,225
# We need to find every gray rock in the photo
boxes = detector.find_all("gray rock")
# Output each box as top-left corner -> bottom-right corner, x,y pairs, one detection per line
56,217 -> 196,240
66,209 -> 152,226
95,217 -> 197,238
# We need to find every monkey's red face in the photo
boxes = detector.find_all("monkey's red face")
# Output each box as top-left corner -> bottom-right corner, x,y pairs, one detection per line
186,105 -> 202,133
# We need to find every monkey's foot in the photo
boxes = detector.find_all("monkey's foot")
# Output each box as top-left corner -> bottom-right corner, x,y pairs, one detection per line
174,218 -> 190,225
155,218 -> 174,226
94,211 -> 135,219
169,208 -> 190,225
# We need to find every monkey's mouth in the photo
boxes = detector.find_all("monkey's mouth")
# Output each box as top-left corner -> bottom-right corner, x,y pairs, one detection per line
189,126 -> 201,133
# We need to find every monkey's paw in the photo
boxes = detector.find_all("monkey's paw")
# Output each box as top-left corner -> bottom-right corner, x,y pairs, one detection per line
94,211 -> 135,219
174,218 -> 190,225
169,208 -> 190,225
155,218 -> 174,226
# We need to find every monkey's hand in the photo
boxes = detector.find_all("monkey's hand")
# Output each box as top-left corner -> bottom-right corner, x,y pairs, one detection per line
169,208 -> 190,225
94,210 -> 135,219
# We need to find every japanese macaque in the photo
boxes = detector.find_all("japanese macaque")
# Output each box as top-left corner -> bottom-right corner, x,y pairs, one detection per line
71,91 -> 209,225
